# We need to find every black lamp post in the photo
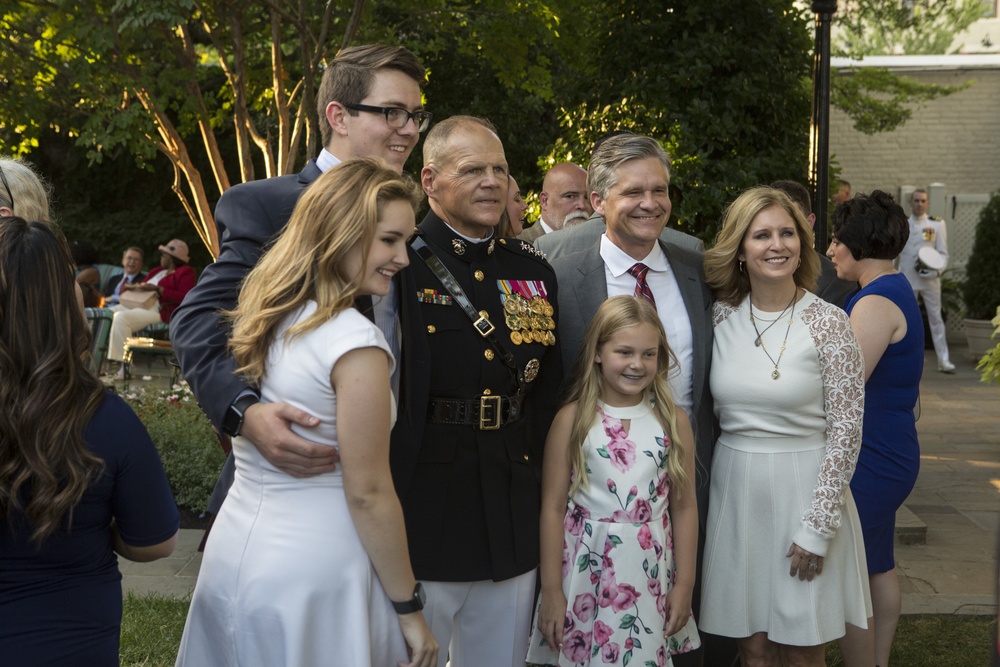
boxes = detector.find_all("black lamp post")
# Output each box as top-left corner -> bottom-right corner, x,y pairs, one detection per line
809,0 -> 837,251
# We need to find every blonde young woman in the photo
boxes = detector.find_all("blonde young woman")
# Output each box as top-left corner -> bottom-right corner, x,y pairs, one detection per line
176,159 -> 437,667
700,187 -> 872,667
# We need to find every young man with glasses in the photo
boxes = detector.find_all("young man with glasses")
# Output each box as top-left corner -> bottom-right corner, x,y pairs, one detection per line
172,44 -> 429,502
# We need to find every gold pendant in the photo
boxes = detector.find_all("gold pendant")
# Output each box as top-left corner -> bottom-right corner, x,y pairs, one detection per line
771,369 -> 780,380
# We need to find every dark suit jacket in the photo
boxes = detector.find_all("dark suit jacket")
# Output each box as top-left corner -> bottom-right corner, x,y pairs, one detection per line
171,161 -> 322,429
391,211 -> 562,583
101,270 -> 147,298
550,239 -> 715,532
515,220 -> 546,243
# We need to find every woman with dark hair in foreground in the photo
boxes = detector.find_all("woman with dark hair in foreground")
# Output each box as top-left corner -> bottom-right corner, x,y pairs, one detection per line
0,216 -> 179,666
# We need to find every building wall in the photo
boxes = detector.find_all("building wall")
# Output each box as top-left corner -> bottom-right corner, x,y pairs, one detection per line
830,65 -> 1000,347
830,67 -> 1000,200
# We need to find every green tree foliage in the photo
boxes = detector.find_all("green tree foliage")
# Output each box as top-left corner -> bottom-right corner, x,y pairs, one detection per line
542,1 -> 813,239
831,0 -> 981,135
962,190 -> 1000,320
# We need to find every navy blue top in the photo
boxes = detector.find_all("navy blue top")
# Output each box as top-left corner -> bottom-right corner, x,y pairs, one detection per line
0,392 -> 179,666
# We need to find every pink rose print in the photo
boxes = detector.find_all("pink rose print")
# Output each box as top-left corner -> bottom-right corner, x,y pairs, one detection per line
606,436 -> 636,473
592,619 -> 614,646
561,546 -> 570,579
597,567 -> 619,608
610,582 -> 641,612
564,504 -> 591,536
563,611 -> 576,634
561,630 -> 592,664
657,645 -> 668,667
590,571 -> 599,585
573,593 -> 597,623
614,498 -> 653,523
625,637 -> 634,650
607,478 -> 617,493
638,524 -> 654,550
601,641 -> 621,663
656,593 -> 667,618
647,576 -> 662,596
602,413 -> 627,439
655,470 -> 671,498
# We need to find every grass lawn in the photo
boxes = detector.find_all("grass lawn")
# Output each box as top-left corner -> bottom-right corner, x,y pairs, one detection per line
122,593 -> 994,666
121,593 -> 190,667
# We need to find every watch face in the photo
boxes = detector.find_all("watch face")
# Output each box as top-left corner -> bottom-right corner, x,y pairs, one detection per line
415,582 -> 426,605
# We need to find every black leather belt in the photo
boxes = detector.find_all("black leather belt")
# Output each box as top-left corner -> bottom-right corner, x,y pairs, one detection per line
426,394 -> 524,430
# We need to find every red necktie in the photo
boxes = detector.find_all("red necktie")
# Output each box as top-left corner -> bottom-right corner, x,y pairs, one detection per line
627,262 -> 656,307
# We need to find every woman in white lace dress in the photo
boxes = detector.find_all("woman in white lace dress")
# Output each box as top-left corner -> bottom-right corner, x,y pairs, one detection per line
700,187 -> 872,667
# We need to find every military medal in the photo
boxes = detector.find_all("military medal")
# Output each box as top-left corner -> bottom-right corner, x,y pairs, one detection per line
523,358 -> 540,382
510,331 -> 523,345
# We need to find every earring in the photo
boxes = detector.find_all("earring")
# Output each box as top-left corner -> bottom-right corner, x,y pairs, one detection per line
739,260 -> 745,273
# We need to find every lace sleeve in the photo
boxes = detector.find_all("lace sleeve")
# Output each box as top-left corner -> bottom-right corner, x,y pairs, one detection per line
712,301 -> 739,327
795,299 -> 865,555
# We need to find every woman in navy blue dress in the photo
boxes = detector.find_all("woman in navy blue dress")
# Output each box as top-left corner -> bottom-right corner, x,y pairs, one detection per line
0,217 -> 180,666
826,191 -> 923,667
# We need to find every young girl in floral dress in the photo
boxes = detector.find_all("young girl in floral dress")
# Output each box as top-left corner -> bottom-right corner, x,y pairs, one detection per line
527,296 -> 700,667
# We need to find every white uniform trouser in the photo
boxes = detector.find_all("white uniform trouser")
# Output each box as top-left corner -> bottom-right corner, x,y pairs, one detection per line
914,283 -> 951,366
108,304 -> 162,361
421,570 -> 536,667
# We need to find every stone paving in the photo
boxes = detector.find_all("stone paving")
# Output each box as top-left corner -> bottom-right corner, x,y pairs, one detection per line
121,346 -> 1000,617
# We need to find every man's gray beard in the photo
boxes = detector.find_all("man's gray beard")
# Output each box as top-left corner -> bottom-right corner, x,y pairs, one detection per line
562,210 -> 589,228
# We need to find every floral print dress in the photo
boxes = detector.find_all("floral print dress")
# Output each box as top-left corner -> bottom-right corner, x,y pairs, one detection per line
526,400 -> 700,667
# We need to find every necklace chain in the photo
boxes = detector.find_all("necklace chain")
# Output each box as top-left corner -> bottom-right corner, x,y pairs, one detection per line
748,290 -> 796,347
749,290 -> 798,380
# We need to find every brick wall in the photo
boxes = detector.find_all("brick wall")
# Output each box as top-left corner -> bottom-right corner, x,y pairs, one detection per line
830,67 -> 1000,199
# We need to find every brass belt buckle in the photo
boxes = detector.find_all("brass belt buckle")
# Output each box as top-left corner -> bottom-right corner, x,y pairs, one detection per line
473,315 -> 495,337
479,395 -> 502,430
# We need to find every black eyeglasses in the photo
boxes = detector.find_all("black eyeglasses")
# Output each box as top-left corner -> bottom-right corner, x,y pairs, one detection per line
345,104 -> 432,132
0,163 -> 13,213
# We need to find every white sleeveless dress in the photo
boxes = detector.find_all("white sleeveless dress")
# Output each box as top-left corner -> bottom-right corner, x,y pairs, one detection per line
175,305 -> 407,666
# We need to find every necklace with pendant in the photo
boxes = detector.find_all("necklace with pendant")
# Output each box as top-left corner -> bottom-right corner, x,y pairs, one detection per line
749,289 -> 798,380
748,290 -> 796,348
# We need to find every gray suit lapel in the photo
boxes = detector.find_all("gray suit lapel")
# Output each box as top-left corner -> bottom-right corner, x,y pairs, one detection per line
660,241 -> 708,405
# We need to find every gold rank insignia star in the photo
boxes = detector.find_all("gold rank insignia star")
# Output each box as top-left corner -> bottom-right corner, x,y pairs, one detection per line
452,239 -> 466,255
523,358 -> 540,382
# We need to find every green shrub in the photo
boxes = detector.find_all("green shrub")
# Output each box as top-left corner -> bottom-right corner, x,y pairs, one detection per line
124,383 -> 224,513
962,190 -> 1000,320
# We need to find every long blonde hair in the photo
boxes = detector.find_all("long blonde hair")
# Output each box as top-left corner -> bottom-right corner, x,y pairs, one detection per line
564,296 -> 689,497
228,158 -> 422,384
704,186 -> 820,306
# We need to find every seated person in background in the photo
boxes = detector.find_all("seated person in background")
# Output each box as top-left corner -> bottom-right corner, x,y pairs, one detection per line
71,239 -> 104,308
108,239 -> 196,377
0,217 -> 179,667
102,246 -> 147,307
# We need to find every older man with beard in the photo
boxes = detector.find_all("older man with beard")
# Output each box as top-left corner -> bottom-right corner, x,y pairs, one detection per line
517,162 -> 590,242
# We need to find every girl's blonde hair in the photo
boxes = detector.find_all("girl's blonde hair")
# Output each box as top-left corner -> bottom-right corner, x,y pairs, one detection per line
565,295 -> 689,497
228,158 -> 422,384
704,186 -> 820,306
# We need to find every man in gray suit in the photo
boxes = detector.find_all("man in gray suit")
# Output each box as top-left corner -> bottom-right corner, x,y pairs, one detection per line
550,133 -> 719,667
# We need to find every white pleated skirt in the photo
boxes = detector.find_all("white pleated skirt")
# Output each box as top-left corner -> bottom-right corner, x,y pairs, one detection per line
700,434 -> 872,646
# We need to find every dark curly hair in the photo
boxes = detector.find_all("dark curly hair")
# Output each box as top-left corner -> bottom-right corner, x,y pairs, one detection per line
830,190 -> 909,260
